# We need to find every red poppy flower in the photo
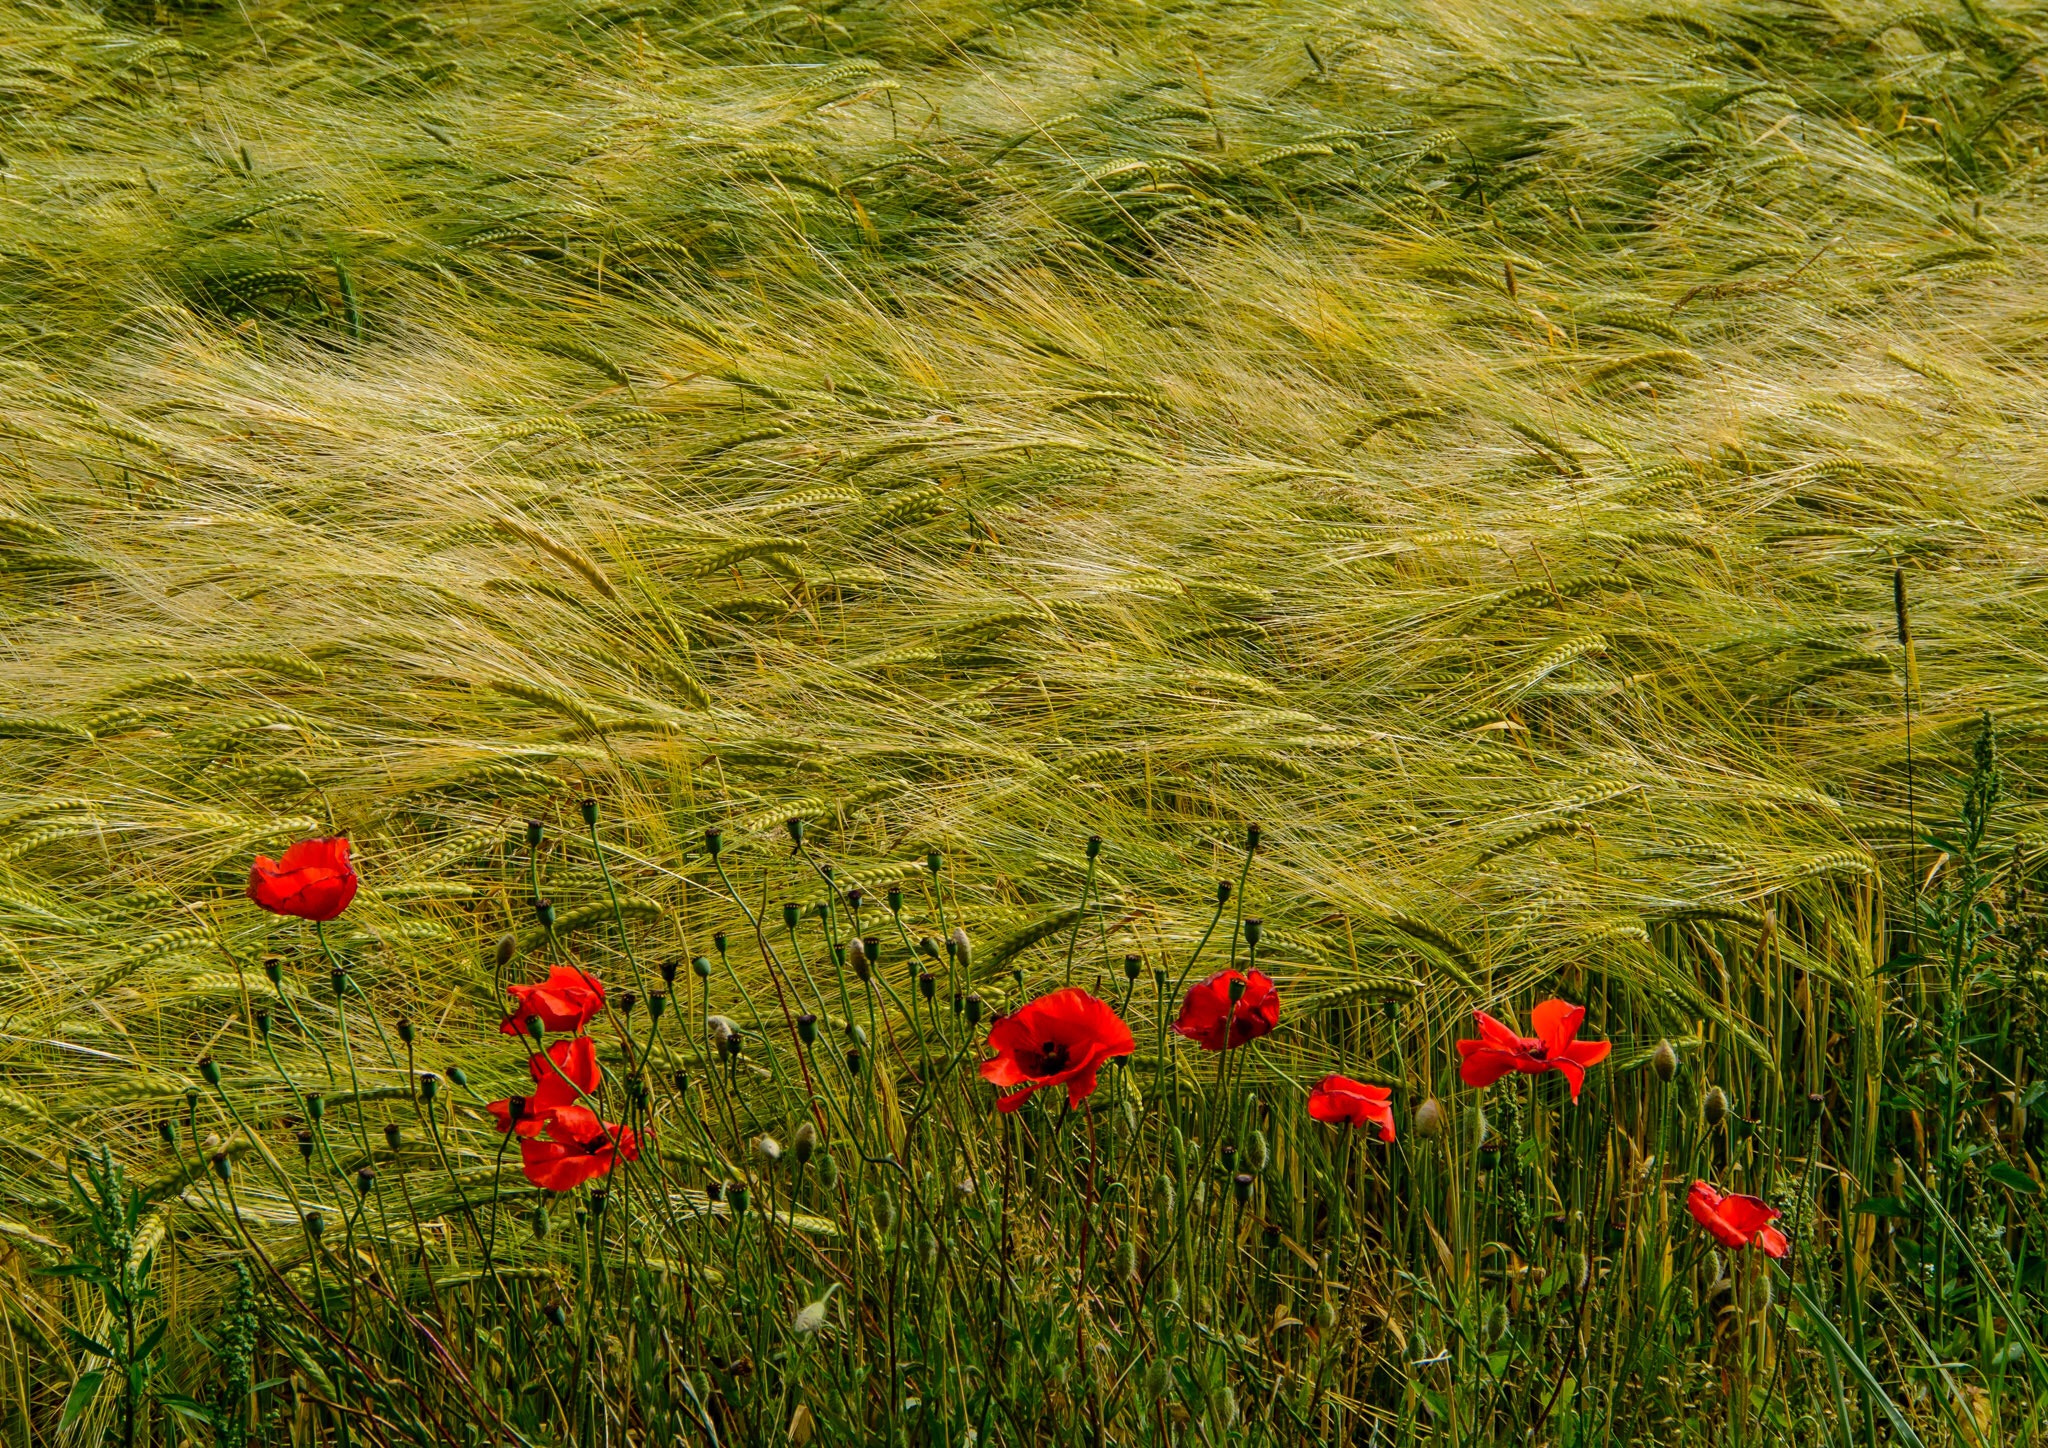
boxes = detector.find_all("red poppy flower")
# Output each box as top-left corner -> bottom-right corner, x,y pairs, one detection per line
487,1035 -> 600,1137
1306,1074 -> 1396,1142
980,987 -> 1135,1114
500,964 -> 606,1036
1687,1181 -> 1789,1258
1172,969 -> 1280,1052
247,837 -> 358,922
519,1114 -> 640,1193
1455,999 -> 1610,1102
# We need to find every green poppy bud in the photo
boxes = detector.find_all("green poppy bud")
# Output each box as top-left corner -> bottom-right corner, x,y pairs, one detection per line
396,1017 -> 414,1045
1245,1129 -> 1270,1174
1086,834 -> 1102,859
420,1073 -> 439,1103
531,1204 -> 551,1240
198,1055 -> 221,1086
535,899 -> 555,929
526,820 -> 543,848
1243,918 -> 1263,948
304,1209 -> 325,1238
1652,1040 -> 1678,1082
692,955 -> 711,979
211,1152 -> 231,1182
307,1093 -> 325,1120
926,850 -> 942,876
580,799 -> 598,826
786,817 -> 805,846
704,828 -> 722,858
816,1151 -> 839,1191
495,934 -> 516,968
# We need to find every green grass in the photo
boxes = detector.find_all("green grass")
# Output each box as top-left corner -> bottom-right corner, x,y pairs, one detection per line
2,0 -> 2048,1438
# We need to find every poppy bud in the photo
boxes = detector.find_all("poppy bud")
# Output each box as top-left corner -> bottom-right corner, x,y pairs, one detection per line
660,958 -> 679,986
544,1301 -> 567,1328
1651,1040 -> 1678,1082
1143,1359 -> 1174,1400
846,887 -> 864,910
1245,1129 -> 1270,1174
1414,1098 -> 1444,1138
307,1093 -> 325,1121
1124,954 -> 1142,980
159,1120 -> 176,1146
526,1015 -> 545,1044
671,1070 -> 690,1096
397,1017 -> 415,1045
850,939 -> 870,981
1227,977 -> 1246,1005
581,799 -> 598,826
536,899 -> 555,929
794,1121 -> 818,1165
888,887 -> 903,915
1086,834 -> 1102,859
965,994 -> 983,1025
1245,823 -> 1262,853
714,931 -> 728,957
254,1009 -> 271,1039
1704,1086 -> 1728,1127
618,991 -> 638,1017
919,972 -> 935,1001
728,1183 -> 750,1219
920,1228 -> 939,1269
917,936 -> 939,960
796,1013 -> 817,1044
447,1066 -> 468,1089
384,1123 -> 401,1150
756,1136 -> 782,1166
1243,918 -> 1263,948
588,1188 -> 607,1215
531,1204 -> 550,1240
704,828 -> 723,858
527,820 -> 544,848
331,969 -> 348,998
926,850 -> 942,876
848,1022 -> 868,1048
263,958 -> 283,988
420,1073 -> 439,1103
199,1055 -> 221,1086
1153,1173 -> 1176,1218
706,1179 -> 725,1203
874,1192 -> 898,1237
952,991 -> 965,1016
786,818 -> 805,846
211,1152 -> 231,1182
1485,1302 -> 1510,1345
648,991 -> 667,1021
816,1151 -> 839,1190
1209,1387 -> 1239,1430
305,1209 -> 325,1238
629,1074 -> 650,1109
1216,880 -> 1231,905
692,955 -> 711,979
355,1168 -> 374,1195
949,926 -> 972,973
845,1048 -> 862,1074
863,935 -> 881,969
783,902 -> 800,930
1117,1239 -> 1138,1281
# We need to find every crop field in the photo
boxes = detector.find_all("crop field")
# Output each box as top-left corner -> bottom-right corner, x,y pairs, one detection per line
2,0 -> 2048,1441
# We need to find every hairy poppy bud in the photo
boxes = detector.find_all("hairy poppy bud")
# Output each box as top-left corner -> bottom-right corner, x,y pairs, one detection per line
849,939 -> 870,982
926,850 -> 942,876
783,902 -> 800,930
531,1204 -> 550,1240
544,1301 -> 567,1328
581,799 -> 598,826
1209,1387 -> 1239,1430
796,1013 -> 817,1045
1485,1302 -> 1510,1345
1245,1129 -> 1270,1174
1704,1086 -> 1728,1127
692,955 -> 711,979
965,994 -> 983,1025
1143,1359 -> 1174,1400
1216,880 -> 1231,905
847,1022 -> 868,1048
618,991 -> 638,1017
793,1121 -> 818,1165
704,828 -> 722,858
263,957 -> 283,988
1124,954 -> 1142,980
384,1123 -> 401,1151
448,1066 -> 469,1089
355,1168 -> 374,1195
728,1183 -> 750,1219
536,899 -> 555,929
1414,1098 -> 1444,1138
420,1073 -> 439,1103
949,926 -> 972,973
496,933 -> 517,968
786,818 -> 805,846
1117,1238 -> 1138,1281
1086,834 -> 1102,859
526,820 -> 544,848
1315,1298 -> 1339,1331
307,1093 -> 325,1121
919,972 -> 935,1001
1153,1173 -> 1176,1218
199,1055 -> 221,1086
756,1136 -> 782,1166
1245,823 -> 1262,853
254,1009 -> 271,1039
211,1152 -> 231,1182
396,1017 -> 415,1045
816,1151 -> 839,1190
305,1209 -> 325,1238
1243,918 -> 1263,948
874,1192 -> 898,1237
1652,1040 -> 1678,1082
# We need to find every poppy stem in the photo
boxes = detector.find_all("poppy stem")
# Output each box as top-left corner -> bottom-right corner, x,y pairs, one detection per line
1062,848 -> 1098,987
586,812 -> 651,998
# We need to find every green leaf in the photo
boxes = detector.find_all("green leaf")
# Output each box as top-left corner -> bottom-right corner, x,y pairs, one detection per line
156,1393 -> 214,1427
135,1320 -> 168,1362
1986,1162 -> 2040,1196
58,1369 -> 107,1434
1852,1196 -> 1912,1217
63,1325 -> 118,1360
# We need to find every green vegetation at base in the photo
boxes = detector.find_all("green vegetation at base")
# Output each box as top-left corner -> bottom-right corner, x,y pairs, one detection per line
1,0 -> 2047,1439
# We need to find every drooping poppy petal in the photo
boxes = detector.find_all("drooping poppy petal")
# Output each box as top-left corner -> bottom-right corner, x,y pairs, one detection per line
1687,1179 -> 1788,1257
1172,969 -> 1280,1052
247,837 -> 359,922
1306,1074 -> 1396,1142
500,964 -> 607,1036
980,987 -> 1135,1113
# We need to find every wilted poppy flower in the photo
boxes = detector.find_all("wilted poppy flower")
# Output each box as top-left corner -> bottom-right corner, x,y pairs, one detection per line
247,838 -> 358,922
980,987 -> 1135,1113
1456,999 -> 1610,1102
487,1035 -> 600,1137
1687,1181 -> 1788,1258
1306,1074 -> 1396,1142
519,1114 -> 640,1193
1173,969 -> 1280,1052
500,964 -> 607,1037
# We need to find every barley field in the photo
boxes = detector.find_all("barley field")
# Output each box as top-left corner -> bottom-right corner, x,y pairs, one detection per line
2,0 -> 2047,1441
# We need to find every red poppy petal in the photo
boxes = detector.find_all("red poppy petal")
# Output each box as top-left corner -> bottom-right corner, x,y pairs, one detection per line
1064,1063 -> 1104,1110
1716,1194 -> 1781,1234
1757,1227 -> 1790,1259
541,1105 -> 602,1142
1565,1039 -> 1612,1069
1529,999 -> 1585,1057
1472,1011 -> 1527,1051
1551,1058 -> 1587,1103
1458,1048 -> 1516,1088
994,1081 -> 1041,1114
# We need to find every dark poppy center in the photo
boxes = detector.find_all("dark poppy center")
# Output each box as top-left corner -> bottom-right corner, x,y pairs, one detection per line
1526,1043 -> 1548,1060
1021,1038 -> 1071,1076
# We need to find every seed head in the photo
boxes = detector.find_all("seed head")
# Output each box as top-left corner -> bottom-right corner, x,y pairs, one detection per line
580,798 -> 598,826
917,935 -> 939,960
949,926 -> 972,973
1085,834 -> 1102,859
692,955 -> 711,979
1216,880 -> 1231,905
728,1183 -> 750,1219
1124,953 -> 1142,980
211,1152 -> 231,1182
446,1066 -> 468,1089
797,1013 -> 817,1044
1652,1039 -> 1678,1082
1704,1086 -> 1728,1127
420,1073 -> 439,1103
919,971 -> 935,1001
846,886 -> 864,910
198,1054 -> 221,1086
307,1093 -> 325,1121
965,993 -> 983,1025
254,1010 -> 271,1039
648,991 -> 667,1021
704,828 -> 723,857
786,817 -> 806,846
544,1301 -> 567,1328
793,1121 -> 818,1165
926,850 -> 942,876
783,901 -> 800,930
526,820 -> 544,848
1242,917 -> 1263,948
396,1017 -> 415,1045
617,991 -> 637,1017
887,887 -> 903,915
304,1210 -> 325,1238
863,935 -> 881,968
1232,1172 -> 1253,1204
535,899 -> 556,929
1245,823 -> 1262,853
263,958 -> 283,987
1414,1098 -> 1445,1138
384,1123 -> 401,1151
660,958 -> 679,985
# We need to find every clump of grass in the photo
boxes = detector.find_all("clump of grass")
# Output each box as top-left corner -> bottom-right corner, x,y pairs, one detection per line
1,0 -> 2047,1438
